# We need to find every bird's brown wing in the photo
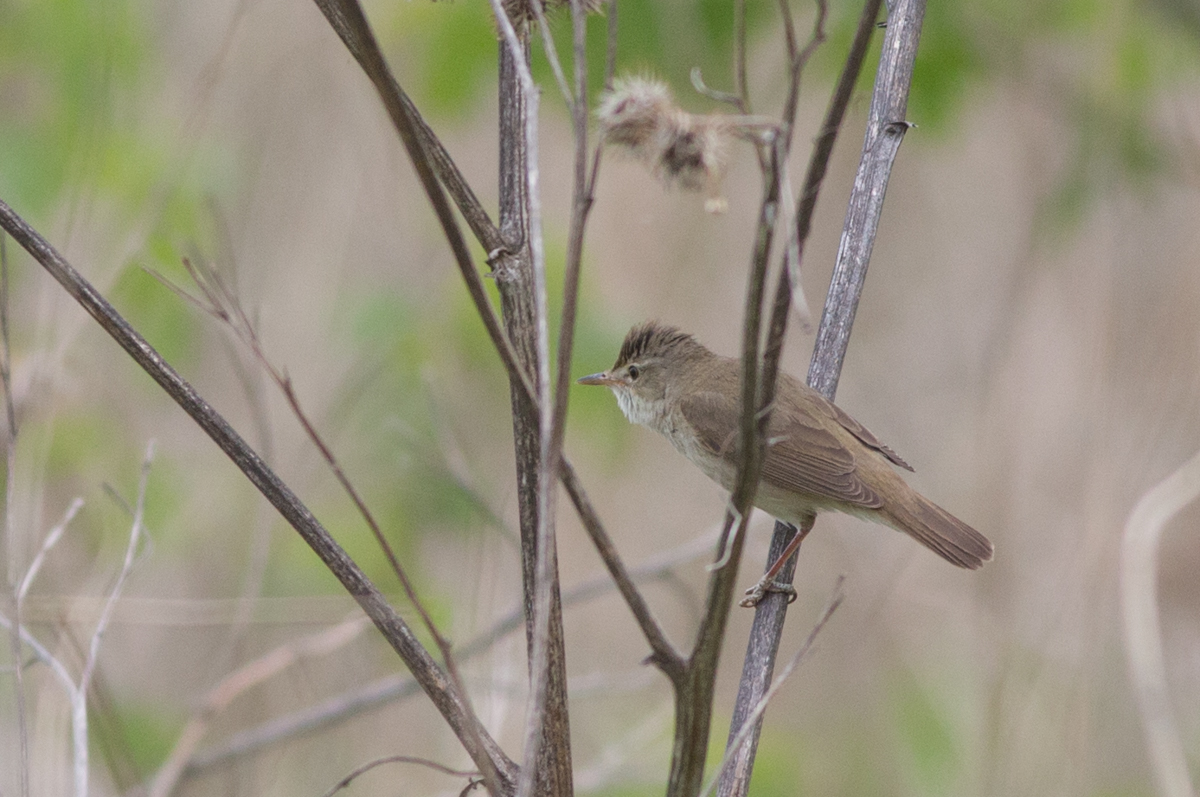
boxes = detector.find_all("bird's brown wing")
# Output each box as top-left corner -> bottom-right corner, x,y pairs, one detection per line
821,399 -> 914,472
679,391 -> 882,509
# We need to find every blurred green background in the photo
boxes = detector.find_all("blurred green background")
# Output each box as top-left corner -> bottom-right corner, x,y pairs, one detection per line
2,0 -> 1199,794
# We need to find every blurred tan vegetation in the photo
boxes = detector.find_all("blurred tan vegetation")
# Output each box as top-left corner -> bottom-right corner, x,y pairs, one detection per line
1,0 -> 1199,794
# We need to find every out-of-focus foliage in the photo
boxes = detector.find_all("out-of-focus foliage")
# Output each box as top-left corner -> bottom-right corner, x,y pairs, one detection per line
0,0 -> 147,211
0,0 -> 237,384
890,670 -> 960,793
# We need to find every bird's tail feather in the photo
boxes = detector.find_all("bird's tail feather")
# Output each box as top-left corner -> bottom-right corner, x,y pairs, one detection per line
881,494 -> 993,569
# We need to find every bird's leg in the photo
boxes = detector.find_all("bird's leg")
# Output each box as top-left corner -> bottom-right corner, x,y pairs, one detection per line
740,514 -> 815,607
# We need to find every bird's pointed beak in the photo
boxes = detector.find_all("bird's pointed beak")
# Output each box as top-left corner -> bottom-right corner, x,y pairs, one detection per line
577,371 -> 617,387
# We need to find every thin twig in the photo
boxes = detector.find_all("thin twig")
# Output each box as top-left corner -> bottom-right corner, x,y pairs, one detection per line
720,1 -> 883,792
0,235 -> 15,437
529,0 -> 574,111
777,0 -> 799,64
734,0 -> 750,111
702,577 -> 844,797
156,257 -> 461,691
0,612 -> 83,795
183,529 -> 716,775
1120,451 -> 1200,797
690,67 -> 745,108
603,0 -> 618,91
16,499 -> 84,602
544,0 -> 602,635
77,443 -> 154,795
320,755 -> 481,797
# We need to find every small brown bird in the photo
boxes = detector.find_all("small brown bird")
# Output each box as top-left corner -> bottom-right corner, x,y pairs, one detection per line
577,322 -> 993,569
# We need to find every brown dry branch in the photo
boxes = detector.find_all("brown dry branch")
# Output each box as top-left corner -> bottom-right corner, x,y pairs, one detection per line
308,6 -> 672,743
182,529 -> 716,777
0,198 -> 518,793
307,15 -> 674,775
307,1 -> 572,791
720,0 -> 883,790
655,3 -> 843,781
704,577 -> 844,797
486,6 -> 568,797
663,128 -> 787,797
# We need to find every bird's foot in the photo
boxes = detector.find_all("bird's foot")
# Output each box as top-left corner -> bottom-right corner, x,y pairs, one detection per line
739,578 -> 797,608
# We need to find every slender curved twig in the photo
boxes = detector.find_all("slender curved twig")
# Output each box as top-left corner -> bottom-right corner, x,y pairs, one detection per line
1120,451 -> 1200,797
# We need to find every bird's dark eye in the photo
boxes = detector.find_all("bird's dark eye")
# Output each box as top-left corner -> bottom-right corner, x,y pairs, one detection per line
628,364 -> 641,381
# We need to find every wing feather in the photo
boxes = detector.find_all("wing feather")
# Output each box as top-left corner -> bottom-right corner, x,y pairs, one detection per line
678,390 -> 882,509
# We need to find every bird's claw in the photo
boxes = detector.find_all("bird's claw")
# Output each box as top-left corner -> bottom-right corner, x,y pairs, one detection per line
739,579 -> 797,608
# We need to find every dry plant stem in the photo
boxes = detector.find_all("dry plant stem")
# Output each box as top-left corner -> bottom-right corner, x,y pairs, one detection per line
530,0 -> 573,111
704,578 -> 844,797
808,0 -> 923,398
310,3 -> 558,790
319,0 -> 665,717
0,199 -> 518,793
777,0 -> 799,63
185,531 -> 714,776
664,131 -> 787,797
78,443 -> 151,797
548,0 -> 593,488
491,7 -> 574,797
321,755 -> 481,797
493,11 -> 569,797
306,3 -> 662,790
1120,450 -> 1200,797
312,0 -> 660,713
561,461 -> 685,674
0,236 -> 14,436
721,0 -> 889,793
1,448 -> 148,797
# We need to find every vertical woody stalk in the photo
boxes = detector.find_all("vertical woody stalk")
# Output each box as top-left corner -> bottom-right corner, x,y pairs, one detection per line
494,12 -> 573,797
720,0 -> 922,794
